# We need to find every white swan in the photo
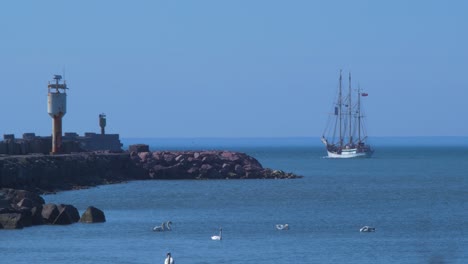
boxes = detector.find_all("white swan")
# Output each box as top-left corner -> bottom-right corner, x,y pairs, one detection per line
359,226 -> 375,232
211,228 -> 222,240
276,224 -> 289,230
153,221 -> 173,232
153,222 -> 165,232
165,221 -> 173,231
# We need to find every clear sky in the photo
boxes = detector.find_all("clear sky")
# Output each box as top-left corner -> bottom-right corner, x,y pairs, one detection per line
0,0 -> 467,138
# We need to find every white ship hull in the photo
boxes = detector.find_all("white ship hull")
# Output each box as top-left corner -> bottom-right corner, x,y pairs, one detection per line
326,149 -> 373,158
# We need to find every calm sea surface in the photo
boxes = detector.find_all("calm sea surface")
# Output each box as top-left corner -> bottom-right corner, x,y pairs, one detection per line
2,138 -> 468,264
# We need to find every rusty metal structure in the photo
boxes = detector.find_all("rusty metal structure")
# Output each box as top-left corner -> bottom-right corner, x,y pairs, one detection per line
47,75 -> 68,154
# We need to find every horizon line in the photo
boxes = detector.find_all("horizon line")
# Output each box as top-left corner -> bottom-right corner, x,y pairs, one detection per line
122,136 -> 468,139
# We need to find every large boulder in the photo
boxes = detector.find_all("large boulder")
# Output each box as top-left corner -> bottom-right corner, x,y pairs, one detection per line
80,206 -> 106,223
31,206 -> 44,225
41,203 -> 60,224
53,210 -> 73,225
138,152 -> 151,162
0,213 -> 24,229
220,151 -> 240,162
17,198 -> 34,209
49,204 -> 80,225
17,209 -> 32,227
0,188 -> 45,209
57,204 -> 80,223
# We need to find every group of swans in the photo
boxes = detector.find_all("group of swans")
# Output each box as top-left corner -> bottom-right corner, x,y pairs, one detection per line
153,222 -> 373,240
153,221 -> 173,232
274,223 -> 376,233
153,222 -> 222,240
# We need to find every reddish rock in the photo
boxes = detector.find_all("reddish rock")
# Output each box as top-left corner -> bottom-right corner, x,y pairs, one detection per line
221,152 -> 240,162
130,150 -> 300,180
138,152 -> 150,162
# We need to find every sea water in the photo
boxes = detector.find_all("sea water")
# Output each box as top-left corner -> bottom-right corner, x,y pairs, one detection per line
1,138 -> 468,264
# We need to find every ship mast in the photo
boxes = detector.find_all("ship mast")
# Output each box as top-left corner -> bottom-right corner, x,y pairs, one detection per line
348,73 -> 352,145
357,85 -> 362,143
338,70 -> 343,147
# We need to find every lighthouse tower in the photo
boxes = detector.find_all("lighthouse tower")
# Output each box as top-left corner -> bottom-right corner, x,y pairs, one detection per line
47,75 -> 68,154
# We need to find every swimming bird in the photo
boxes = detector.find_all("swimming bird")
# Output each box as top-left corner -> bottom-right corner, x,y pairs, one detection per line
165,221 -> 173,231
153,221 -> 173,232
211,228 -> 222,240
275,224 -> 289,230
153,222 -> 165,232
359,226 -> 376,232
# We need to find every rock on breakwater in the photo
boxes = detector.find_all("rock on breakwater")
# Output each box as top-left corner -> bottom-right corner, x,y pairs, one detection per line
131,150 -> 299,180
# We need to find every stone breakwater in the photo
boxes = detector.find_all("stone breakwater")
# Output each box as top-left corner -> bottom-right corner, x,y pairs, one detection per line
0,150 -> 301,193
0,150 -> 301,229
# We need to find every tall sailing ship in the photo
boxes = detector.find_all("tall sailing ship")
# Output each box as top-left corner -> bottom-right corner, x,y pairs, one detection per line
321,71 -> 373,158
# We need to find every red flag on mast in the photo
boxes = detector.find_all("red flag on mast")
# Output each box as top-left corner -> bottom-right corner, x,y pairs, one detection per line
361,93 -> 368,96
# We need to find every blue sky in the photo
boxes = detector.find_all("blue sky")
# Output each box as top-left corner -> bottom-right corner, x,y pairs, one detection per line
0,0 -> 467,138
